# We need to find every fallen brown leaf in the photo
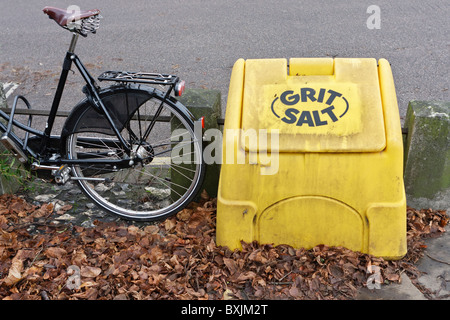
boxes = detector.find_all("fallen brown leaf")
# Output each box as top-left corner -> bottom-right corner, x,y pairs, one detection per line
45,247 -> 67,259
81,266 -> 102,278
3,250 -> 25,286
0,194 -> 447,300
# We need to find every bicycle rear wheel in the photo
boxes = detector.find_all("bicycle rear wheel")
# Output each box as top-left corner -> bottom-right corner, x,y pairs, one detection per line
65,86 -> 205,221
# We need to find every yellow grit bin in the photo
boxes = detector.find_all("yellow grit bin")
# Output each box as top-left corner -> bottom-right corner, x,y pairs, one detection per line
216,57 -> 407,260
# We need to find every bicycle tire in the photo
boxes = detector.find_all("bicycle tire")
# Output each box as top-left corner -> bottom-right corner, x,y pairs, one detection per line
64,85 -> 205,221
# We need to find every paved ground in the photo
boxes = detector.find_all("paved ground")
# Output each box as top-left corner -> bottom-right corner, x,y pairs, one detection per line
1,0 -> 449,130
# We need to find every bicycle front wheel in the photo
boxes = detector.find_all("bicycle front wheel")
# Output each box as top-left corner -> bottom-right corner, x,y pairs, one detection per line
66,86 -> 205,221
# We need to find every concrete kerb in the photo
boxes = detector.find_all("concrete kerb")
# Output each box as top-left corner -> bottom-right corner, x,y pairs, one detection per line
176,88 -> 222,199
404,100 -> 450,212
1,87 -> 448,211
1,84 -> 448,212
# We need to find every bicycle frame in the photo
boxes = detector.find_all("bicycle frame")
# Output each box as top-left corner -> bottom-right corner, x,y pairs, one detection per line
0,33 -> 176,169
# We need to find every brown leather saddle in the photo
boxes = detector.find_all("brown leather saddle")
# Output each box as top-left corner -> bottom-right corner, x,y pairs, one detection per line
43,6 -> 100,27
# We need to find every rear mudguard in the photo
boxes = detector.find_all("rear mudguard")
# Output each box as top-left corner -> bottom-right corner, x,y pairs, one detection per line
60,84 -> 196,154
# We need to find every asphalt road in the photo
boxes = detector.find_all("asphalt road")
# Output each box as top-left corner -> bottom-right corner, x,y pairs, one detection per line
1,0 -> 449,132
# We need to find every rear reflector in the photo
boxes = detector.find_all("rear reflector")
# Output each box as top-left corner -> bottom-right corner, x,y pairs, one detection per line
174,80 -> 185,96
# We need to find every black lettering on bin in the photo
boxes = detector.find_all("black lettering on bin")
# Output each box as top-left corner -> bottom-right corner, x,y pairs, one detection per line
325,90 -> 342,105
312,110 -> 328,126
281,108 -> 299,124
296,111 -> 315,127
317,88 -> 326,103
301,88 -> 317,102
321,106 -> 338,122
280,90 -> 300,105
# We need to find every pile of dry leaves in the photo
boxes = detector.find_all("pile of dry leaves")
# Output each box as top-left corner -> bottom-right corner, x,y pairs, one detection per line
0,193 -> 447,300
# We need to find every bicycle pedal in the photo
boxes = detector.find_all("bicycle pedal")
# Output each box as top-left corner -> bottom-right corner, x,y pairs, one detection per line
0,134 -> 28,163
52,165 -> 71,185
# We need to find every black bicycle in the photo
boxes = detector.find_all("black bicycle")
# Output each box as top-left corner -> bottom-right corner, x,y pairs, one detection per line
0,7 -> 205,221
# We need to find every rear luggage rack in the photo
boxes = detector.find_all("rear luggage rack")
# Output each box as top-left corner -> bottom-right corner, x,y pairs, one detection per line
98,71 -> 179,86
